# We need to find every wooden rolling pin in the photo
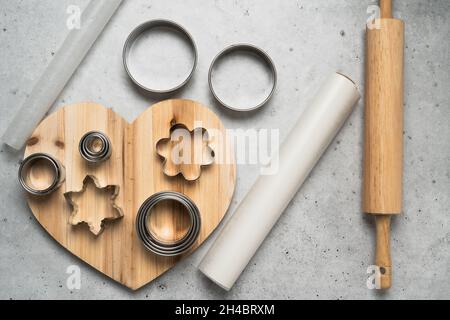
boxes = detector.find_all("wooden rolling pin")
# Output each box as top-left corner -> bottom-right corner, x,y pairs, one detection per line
363,0 -> 404,289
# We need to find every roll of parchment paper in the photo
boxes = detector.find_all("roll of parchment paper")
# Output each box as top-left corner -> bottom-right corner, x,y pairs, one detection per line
2,0 -> 123,150
199,72 -> 361,290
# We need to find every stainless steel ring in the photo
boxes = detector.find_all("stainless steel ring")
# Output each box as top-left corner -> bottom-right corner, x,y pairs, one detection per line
123,19 -> 198,94
208,43 -> 277,112
18,153 -> 65,196
79,131 -> 112,163
136,191 -> 201,257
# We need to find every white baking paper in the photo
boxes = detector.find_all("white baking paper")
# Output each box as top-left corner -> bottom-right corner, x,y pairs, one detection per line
198,72 -> 361,290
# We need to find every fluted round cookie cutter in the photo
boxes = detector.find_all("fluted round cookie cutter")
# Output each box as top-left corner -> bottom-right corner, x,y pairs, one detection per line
208,43 -> 277,112
19,153 -> 66,196
123,19 -> 198,94
136,191 -> 201,257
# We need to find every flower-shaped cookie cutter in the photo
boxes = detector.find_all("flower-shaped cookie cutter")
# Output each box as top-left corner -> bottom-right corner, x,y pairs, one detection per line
156,123 -> 215,181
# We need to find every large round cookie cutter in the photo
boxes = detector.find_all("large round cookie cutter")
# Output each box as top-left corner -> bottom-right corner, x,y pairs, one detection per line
208,43 -> 277,112
136,191 -> 201,257
123,19 -> 198,94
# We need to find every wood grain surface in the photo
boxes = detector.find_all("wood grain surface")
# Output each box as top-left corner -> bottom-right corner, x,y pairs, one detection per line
24,100 -> 236,290
364,18 -> 404,215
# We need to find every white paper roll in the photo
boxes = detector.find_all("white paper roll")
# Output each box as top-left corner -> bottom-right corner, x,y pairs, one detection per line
199,72 -> 361,290
2,0 -> 123,150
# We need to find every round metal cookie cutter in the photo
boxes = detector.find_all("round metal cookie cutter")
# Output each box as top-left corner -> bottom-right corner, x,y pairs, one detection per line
79,131 -> 112,163
19,153 -> 66,196
123,19 -> 198,94
208,43 -> 277,112
136,191 -> 201,257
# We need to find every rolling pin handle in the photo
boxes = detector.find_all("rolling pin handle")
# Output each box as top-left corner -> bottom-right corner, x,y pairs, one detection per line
380,0 -> 393,19
375,215 -> 392,289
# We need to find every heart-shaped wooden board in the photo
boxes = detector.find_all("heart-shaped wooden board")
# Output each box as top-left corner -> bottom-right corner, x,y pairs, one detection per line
24,99 -> 236,290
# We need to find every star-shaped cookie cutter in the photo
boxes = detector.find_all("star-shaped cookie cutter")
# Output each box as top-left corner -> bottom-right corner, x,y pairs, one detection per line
64,175 -> 123,236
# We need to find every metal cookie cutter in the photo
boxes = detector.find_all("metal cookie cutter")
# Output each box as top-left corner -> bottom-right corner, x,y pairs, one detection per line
208,43 -> 277,112
156,123 -> 215,181
136,191 -> 201,257
123,19 -> 198,94
79,131 -> 112,163
19,153 -> 66,196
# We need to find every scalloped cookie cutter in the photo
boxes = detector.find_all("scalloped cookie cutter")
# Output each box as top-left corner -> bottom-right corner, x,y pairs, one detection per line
156,123 -> 215,181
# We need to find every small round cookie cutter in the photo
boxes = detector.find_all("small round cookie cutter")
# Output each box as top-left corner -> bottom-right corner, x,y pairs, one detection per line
208,43 -> 277,112
123,19 -> 198,94
79,131 -> 112,163
18,153 -> 66,196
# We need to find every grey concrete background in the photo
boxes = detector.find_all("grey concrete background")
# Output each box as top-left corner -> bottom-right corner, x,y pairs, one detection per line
0,0 -> 449,300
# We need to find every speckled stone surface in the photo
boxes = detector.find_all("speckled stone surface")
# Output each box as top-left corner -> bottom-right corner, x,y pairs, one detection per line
0,0 -> 449,300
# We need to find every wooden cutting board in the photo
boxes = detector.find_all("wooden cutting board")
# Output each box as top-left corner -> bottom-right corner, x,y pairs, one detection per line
24,99 -> 236,290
